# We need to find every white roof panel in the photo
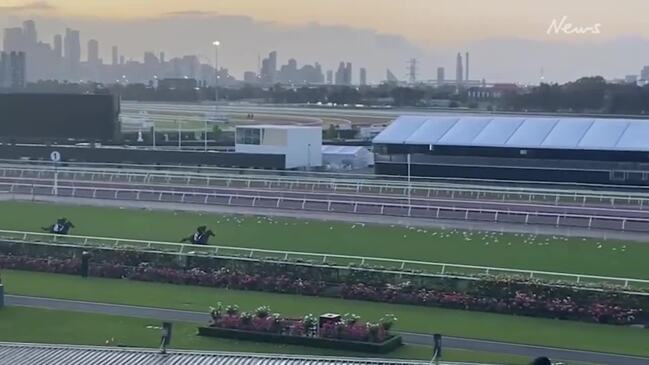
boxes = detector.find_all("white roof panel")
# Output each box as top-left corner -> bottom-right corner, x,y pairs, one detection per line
473,118 -> 524,146
617,122 -> 649,150
437,117 -> 492,145
404,117 -> 459,144
540,118 -> 594,148
578,119 -> 630,149
372,116 -> 428,144
373,115 -> 649,152
505,118 -> 559,147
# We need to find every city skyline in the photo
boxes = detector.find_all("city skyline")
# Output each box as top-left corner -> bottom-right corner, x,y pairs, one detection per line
3,2 -> 649,83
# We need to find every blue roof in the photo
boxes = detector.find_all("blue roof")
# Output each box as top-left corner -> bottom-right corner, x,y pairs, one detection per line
373,116 -> 649,152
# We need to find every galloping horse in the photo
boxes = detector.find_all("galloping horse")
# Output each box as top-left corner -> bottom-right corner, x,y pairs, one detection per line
42,218 -> 75,235
181,226 -> 215,245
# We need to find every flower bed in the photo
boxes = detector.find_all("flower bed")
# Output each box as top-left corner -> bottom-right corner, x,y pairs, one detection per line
0,253 -> 646,325
197,304 -> 402,353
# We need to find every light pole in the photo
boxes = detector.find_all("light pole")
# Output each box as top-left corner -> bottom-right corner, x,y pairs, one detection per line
208,40 -> 221,152
213,41 -> 220,102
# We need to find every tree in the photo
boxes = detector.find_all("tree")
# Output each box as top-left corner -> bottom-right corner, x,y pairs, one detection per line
325,124 -> 338,140
212,125 -> 222,141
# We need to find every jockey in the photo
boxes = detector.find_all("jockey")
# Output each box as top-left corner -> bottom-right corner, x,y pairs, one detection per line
53,218 -> 66,234
193,226 -> 207,244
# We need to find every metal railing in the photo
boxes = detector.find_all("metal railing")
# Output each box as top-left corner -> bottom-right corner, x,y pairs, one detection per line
4,182 -> 649,233
1,229 -> 648,291
2,164 -> 649,210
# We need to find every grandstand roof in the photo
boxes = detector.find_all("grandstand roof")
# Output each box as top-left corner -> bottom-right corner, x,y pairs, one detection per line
321,145 -> 368,155
373,116 -> 649,152
0,343 -> 441,365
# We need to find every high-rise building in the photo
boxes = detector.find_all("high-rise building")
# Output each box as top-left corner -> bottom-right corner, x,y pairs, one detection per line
88,39 -> 99,64
64,28 -> 81,78
465,52 -> 470,82
53,35 -> 63,58
22,20 -> 37,45
360,67 -> 367,86
3,27 -> 25,52
334,62 -> 345,85
326,70 -> 333,84
386,69 -> 399,83
260,51 -> 278,84
160,51 -> 165,64
345,62 -> 352,85
111,46 -> 118,65
243,71 -> 258,83
0,51 -> 26,89
456,52 -> 463,86
640,66 -> 649,82
437,67 -> 445,84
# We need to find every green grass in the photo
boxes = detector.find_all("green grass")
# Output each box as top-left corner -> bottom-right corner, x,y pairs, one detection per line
0,201 -> 646,279
0,307 -> 542,365
3,270 -> 649,358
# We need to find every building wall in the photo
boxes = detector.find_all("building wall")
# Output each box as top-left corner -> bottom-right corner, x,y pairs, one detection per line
0,93 -> 120,142
235,126 -> 322,169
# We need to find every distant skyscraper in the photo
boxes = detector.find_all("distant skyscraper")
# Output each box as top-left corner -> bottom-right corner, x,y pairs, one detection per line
88,39 -> 99,64
437,67 -> 445,84
326,70 -> 333,84
465,52 -> 470,82
64,28 -> 81,78
641,66 -> 649,81
160,51 -> 165,64
3,27 -> 25,52
243,71 -> 258,83
260,51 -> 278,84
456,52 -> 464,86
22,20 -> 37,45
345,62 -> 352,85
0,51 -> 26,89
360,67 -> 367,86
119,55 -> 125,65
111,46 -> 118,65
53,35 -> 62,58
386,69 -> 399,83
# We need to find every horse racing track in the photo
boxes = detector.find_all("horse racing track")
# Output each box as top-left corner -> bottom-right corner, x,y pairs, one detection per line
0,200 -> 648,282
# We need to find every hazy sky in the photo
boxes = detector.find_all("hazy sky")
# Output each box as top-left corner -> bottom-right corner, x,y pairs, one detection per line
4,0 -> 649,44
3,0 -> 649,83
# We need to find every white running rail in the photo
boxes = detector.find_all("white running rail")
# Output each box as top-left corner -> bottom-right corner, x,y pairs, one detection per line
1,229 -> 648,291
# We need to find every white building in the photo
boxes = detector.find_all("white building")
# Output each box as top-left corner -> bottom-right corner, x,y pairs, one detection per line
235,125 -> 322,169
321,145 -> 374,170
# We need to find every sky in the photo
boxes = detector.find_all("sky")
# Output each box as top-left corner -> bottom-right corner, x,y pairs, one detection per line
2,0 -> 649,83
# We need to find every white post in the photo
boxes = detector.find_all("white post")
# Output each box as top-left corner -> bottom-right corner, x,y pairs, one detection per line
204,120 -> 208,152
407,153 -> 411,204
307,143 -> 311,171
152,124 -> 156,149
177,121 -> 181,150
53,163 -> 58,196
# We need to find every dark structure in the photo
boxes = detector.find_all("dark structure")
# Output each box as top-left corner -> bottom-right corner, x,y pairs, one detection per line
373,116 -> 649,185
0,144 -> 285,169
0,93 -> 120,143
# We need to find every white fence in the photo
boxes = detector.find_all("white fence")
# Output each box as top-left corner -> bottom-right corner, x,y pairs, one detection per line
1,229 -> 648,291
2,164 -> 649,209
3,181 -> 649,233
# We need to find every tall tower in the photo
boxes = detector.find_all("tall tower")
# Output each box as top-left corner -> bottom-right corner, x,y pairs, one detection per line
408,58 -> 417,84
436,67 -> 445,85
88,39 -> 99,64
360,67 -> 367,86
465,52 -> 470,83
53,35 -> 62,58
64,28 -> 81,77
22,20 -> 37,45
456,53 -> 464,86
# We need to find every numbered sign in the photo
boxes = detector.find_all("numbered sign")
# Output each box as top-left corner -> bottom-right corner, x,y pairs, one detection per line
50,151 -> 61,162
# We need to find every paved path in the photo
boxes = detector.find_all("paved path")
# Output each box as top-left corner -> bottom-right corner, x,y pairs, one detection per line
6,295 -> 649,365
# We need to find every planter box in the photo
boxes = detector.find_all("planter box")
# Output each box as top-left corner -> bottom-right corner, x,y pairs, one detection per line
197,326 -> 402,353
